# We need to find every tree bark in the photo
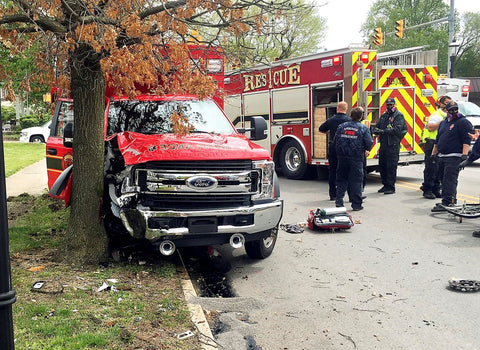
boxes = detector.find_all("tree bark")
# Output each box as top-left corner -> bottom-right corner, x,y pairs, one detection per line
63,43 -> 108,265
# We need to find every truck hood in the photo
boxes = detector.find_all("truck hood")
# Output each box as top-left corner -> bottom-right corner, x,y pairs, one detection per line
114,131 -> 271,165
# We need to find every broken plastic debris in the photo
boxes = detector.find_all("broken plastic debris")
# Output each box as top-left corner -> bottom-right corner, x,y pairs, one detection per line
177,330 -> 194,340
32,281 -> 45,290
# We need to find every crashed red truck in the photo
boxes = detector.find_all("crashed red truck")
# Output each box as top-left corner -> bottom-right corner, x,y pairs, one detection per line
46,93 -> 283,259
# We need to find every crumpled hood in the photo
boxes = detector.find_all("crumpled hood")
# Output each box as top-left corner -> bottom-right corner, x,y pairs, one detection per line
114,131 -> 271,165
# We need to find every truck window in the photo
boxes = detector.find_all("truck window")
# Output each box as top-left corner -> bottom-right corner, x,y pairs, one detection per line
107,99 -> 235,136
54,101 -> 74,137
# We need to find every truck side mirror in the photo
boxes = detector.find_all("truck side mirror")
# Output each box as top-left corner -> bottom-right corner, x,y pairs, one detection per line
237,116 -> 267,140
63,122 -> 74,148
249,116 -> 268,140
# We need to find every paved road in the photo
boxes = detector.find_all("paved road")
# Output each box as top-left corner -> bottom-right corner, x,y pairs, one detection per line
5,158 -> 48,197
201,163 -> 480,350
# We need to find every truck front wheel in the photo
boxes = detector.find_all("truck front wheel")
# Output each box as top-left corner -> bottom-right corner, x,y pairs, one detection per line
280,140 -> 309,179
245,225 -> 278,259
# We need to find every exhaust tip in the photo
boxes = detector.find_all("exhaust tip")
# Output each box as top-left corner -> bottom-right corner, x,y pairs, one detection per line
159,240 -> 176,256
229,233 -> 245,249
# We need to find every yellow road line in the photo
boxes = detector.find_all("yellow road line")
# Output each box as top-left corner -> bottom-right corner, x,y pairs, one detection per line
396,180 -> 479,203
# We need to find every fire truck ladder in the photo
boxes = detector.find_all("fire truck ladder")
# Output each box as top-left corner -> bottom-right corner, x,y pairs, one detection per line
357,63 -> 380,126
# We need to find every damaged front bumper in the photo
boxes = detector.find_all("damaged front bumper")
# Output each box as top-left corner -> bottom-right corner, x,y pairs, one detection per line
119,200 -> 283,242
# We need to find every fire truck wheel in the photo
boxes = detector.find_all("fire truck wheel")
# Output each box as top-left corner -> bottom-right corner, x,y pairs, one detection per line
245,226 -> 278,259
280,140 -> 309,179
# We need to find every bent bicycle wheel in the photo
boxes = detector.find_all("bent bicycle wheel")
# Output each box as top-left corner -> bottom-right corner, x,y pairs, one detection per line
443,203 -> 480,218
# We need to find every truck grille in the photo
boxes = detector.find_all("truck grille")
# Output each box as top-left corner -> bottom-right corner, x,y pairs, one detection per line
134,160 -> 258,210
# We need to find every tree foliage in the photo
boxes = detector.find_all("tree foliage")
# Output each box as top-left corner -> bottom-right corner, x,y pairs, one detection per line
360,0 -> 450,72
222,0 -> 326,66
0,0 -> 304,265
454,12 -> 480,77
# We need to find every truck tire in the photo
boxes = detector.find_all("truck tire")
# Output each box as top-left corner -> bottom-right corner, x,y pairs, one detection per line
30,135 -> 45,143
245,225 -> 278,259
280,139 -> 309,179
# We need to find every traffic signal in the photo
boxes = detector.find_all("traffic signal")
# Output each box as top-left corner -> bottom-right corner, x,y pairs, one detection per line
395,19 -> 405,39
373,27 -> 383,46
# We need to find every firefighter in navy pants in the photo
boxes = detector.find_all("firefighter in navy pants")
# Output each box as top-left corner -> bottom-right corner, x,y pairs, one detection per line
334,107 -> 373,211
319,101 -> 351,200
431,101 -> 473,211
372,97 -> 408,195
458,132 -> 480,237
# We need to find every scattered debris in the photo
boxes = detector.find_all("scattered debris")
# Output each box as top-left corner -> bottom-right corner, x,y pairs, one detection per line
448,279 -> 480,292
30,280 -> 63,294
338,332 -> 356,349
96,281 -> 117,293
176,330 -> 195,340
280,224 -> 304,234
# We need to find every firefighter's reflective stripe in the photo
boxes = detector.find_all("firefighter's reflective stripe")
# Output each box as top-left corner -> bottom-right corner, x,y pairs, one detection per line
421,109 -> 446,142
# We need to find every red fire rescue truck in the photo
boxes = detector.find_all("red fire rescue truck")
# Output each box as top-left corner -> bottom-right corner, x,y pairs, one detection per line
223,46 -> 438,179
45,45 -> 283,259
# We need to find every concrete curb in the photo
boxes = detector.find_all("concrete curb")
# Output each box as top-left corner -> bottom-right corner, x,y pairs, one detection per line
179,266 -> 218,349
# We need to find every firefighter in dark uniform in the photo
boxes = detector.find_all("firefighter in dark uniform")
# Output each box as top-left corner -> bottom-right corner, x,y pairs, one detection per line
431,101 -> 473,211
420,95 -> 451,199
372,97 -> 408,194
458,131 -> 480,237
319,101 -> 351,200
334,107 -> 373,211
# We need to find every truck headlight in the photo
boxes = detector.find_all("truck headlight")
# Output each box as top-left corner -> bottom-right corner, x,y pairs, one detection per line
252,160 -> 275,200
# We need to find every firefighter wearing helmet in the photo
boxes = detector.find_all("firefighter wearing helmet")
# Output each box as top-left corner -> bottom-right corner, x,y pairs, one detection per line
420,95 -> 452,199
372,97 -> 408,195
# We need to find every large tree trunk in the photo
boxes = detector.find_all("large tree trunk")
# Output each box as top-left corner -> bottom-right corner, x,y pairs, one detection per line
63,44 -> 108,265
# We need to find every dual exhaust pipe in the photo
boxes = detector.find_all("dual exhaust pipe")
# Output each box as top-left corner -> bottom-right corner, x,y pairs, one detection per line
158,233 -> 246,256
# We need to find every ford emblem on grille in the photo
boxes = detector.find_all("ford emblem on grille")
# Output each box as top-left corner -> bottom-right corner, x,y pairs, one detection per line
186,175 -> 218,191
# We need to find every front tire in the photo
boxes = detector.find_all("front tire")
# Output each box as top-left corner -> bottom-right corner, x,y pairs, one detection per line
280,140 -> 309,179
245,225 -> 278,259
30,135 -> 45,143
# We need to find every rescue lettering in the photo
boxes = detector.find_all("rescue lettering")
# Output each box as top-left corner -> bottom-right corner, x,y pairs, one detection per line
243,64 -> 301,92
243,74 -> 268,92
386,76 -> 407,86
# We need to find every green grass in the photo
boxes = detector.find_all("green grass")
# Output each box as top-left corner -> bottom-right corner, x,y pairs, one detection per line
8,195 -> 201,350
3,142 -> 46,177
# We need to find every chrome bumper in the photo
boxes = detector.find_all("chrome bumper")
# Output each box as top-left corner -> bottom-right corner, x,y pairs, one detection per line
121,200 -> 283,242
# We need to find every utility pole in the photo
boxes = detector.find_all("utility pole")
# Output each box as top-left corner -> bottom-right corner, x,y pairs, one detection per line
447,0 -> 456,77
0,91 -> 16,350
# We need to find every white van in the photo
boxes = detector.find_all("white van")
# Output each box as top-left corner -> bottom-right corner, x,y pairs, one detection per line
437,76 -> 470,102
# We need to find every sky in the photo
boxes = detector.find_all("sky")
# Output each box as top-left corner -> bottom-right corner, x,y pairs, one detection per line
317,0 -> 480,50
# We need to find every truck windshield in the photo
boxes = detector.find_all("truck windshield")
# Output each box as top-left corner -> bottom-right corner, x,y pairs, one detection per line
107,99 -> 236,136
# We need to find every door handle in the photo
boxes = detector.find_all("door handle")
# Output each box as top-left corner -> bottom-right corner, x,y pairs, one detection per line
47,148 -> 57,155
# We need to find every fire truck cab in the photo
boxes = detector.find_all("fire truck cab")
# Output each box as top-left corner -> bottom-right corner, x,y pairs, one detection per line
224,46 -> 438,179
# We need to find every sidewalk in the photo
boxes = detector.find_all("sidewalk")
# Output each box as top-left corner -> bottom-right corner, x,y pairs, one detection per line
5,158 -> 48,197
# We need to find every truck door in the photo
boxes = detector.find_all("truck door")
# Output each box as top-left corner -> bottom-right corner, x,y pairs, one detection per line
46,99 -> 74,192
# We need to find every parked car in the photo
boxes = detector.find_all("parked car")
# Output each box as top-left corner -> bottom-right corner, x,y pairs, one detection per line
457,101 -> 480,148
2,123 -> 12,132
20,120 -> 51,143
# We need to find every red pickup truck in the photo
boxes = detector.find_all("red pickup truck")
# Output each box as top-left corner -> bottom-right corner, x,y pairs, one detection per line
46,94 -> 283,259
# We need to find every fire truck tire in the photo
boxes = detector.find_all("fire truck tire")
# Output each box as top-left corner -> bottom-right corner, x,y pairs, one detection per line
245,225 -> 278,259
280,140 -> 309,179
